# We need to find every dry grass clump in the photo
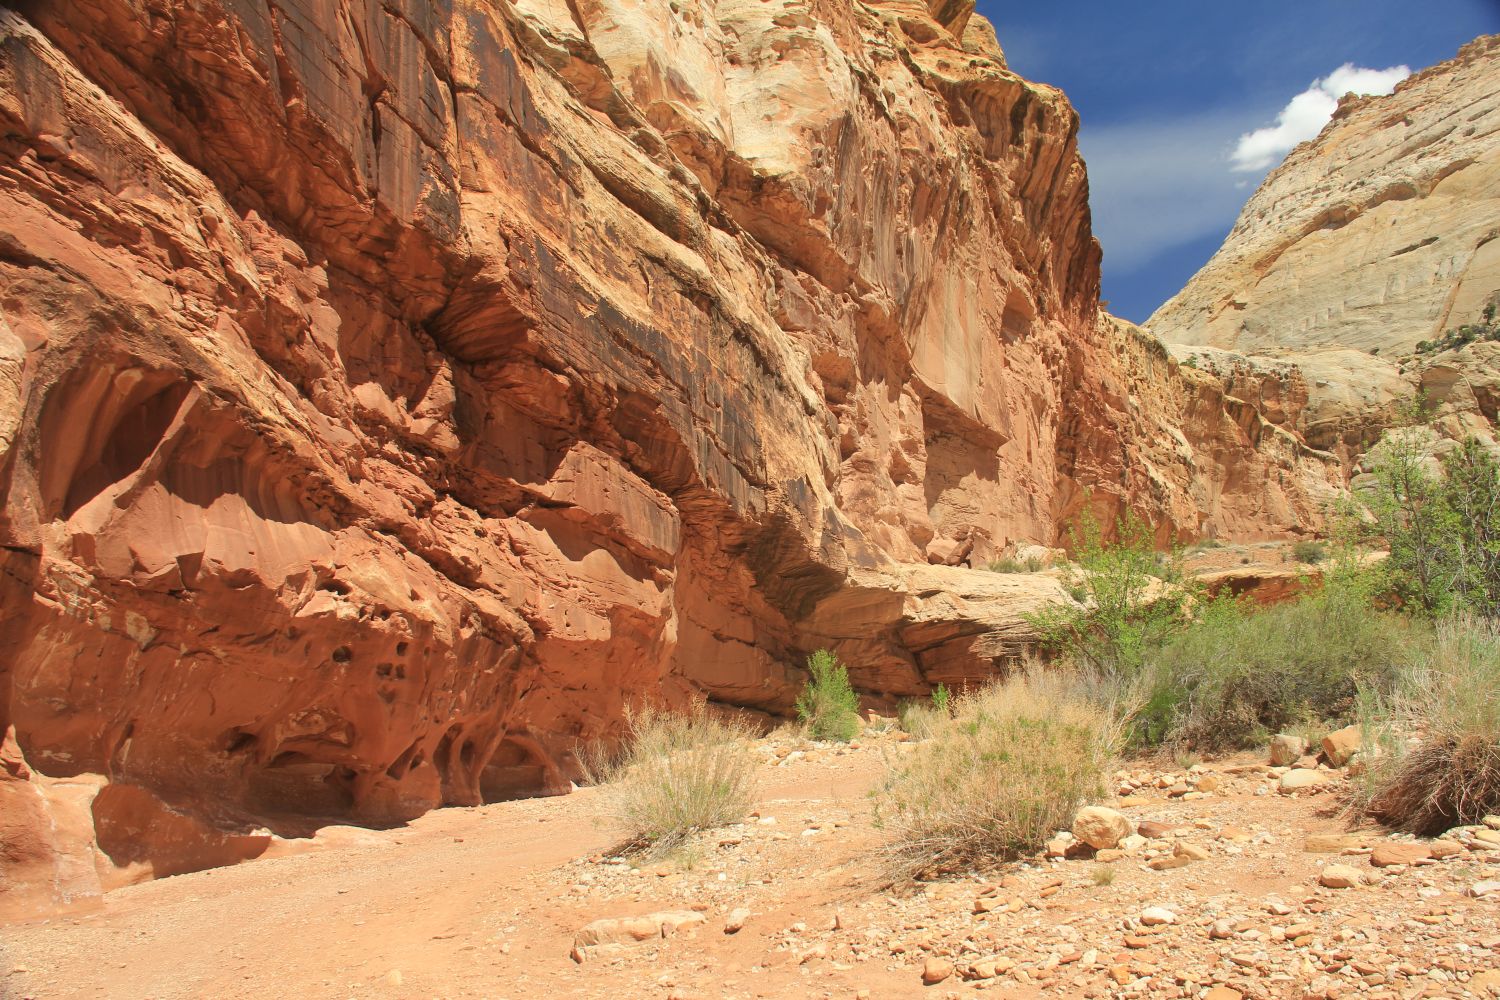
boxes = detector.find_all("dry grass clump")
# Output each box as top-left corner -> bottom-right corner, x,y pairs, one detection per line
875,668 -> 1122,880
1364,616 -> 1500,834
896,685 -> 953,740
581,704 -> 757,856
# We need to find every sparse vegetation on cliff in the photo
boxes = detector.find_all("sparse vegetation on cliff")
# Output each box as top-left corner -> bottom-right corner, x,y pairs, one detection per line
985,555 -> 1044,573
1414,303 -> 1498,355
1291,540 -> 1327,564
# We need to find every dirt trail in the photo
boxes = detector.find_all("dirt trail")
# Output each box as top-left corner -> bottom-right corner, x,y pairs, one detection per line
3,744 -> 885,999
5,736 -> 1499,1000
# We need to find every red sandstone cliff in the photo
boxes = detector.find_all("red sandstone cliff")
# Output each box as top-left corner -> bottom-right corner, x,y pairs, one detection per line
0,0 -> 1340,915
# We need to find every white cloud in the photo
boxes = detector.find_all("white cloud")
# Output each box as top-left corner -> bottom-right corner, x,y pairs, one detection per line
1229,63 -> 1410,172
1082,113 -> 1253,272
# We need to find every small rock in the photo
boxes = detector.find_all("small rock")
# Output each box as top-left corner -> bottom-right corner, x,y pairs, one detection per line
921,956 -> 953,984
1319,864 -> 1363,889
1279,768 -> 1326,794
1072,806 -> 1135,850
1469,880 -> 1500,898
1321,725 -> 1362,767
724,908 -> 752,934
1269,734 -> 1308,766
1429,839 -> 1463,858
1205,988 -> 1243,1000
1370,842 -> 1432,867
1304,832 -> 1369,853
1140,906 -> 1176,925
1137,820 -> 1173,838
1045,831 -> 1077,858
1174,841 -> 1210,861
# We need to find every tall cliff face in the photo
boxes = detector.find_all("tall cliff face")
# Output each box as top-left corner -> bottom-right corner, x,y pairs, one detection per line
1148,36 -> 1500,491
0,0 -> 1339,914
1150,36 -> 1500,355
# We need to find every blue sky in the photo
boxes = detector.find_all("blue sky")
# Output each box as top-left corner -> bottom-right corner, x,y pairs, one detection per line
976,1 -> 1500,323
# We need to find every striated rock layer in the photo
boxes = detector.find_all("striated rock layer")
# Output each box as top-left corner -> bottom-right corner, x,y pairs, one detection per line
0,0 -> 1338,914
1150,36 -> 1500,356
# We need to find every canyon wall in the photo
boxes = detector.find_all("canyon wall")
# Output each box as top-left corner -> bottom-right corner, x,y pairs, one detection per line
1149,37 -> 1500,485
0,0 -> 1341,915
1151,36 -> 1500,356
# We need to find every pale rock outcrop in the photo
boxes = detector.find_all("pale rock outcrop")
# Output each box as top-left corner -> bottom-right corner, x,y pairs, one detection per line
1151,36 -> 1500,355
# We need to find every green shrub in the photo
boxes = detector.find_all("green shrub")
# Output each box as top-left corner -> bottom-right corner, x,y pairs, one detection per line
1027,508 -> 1192,677
875,668 -> 1122,879
1291,540 -> 1327,564
930,683 -> 951,715
583,704 -> 757,856
1362,616 -> 1500,834
1131,569 -> 1419,753
986,556 -> 1044,573
796,649 -> 861,742
1364,424 -> 1500,617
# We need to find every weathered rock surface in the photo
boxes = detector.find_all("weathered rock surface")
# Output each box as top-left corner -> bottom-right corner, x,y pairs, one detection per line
1151,36 -> 1500,355
0,0 -> 1360,915
1072,806 -> 1134,850
571,910 -> 706,962
1268,734 -> 1308,767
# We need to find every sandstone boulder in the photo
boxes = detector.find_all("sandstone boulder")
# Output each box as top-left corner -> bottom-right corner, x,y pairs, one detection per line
571,911 -> 706,962
1279,769 -> 1327,794
921,957 -> 954,984
723,908 -> 751,934
1319,865 -> 1364,889
1370,843 -> 1433,867
1322,726 -> 1362,768
1072,807 -> 1135,851
1269,734 -> 1308,767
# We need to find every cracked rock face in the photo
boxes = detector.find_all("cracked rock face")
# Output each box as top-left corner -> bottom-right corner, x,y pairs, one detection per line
0,0 -> 1343,914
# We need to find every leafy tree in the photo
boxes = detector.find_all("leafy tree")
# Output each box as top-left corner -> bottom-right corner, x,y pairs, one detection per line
1026,507 -> 1192,677
1362,402 -> 1500,617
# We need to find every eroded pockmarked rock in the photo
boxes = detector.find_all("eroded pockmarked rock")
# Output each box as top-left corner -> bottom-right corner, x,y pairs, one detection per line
0,0 -> 1392,917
